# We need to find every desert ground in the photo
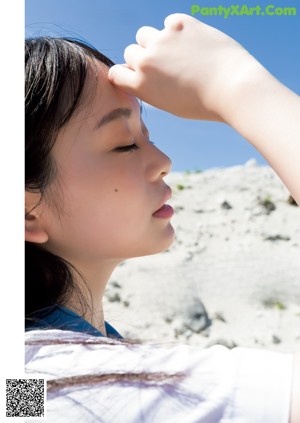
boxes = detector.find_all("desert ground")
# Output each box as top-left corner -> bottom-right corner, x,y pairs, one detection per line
104,160 -> 300,353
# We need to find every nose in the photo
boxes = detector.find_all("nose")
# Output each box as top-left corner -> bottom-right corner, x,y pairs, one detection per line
147,144 -> 172,181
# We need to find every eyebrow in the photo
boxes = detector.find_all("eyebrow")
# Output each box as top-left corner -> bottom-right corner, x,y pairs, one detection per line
95,107 -> 132,130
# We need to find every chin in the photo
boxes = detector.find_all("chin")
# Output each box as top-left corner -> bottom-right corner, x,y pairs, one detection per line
145,224 -> 176,256
123,224 -> 176,259
161,227 -> 176,251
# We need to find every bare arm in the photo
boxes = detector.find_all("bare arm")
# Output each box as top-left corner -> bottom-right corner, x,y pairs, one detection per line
108,13 -> 300,205
219,60 -> 300,209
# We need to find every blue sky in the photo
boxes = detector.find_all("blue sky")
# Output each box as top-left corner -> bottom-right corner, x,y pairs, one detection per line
25,0 -> 300,171
0,0 -> 298,390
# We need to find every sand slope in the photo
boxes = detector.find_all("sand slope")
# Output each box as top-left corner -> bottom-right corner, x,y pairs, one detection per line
104,161 -> 300,352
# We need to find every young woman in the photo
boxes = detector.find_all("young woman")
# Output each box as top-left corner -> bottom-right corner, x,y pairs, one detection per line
25,37 -> 174,338
25,14 -> 300,422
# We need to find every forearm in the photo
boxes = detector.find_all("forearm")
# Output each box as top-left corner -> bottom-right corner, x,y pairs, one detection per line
217,59 -> 300,205
109,14 -> 300,203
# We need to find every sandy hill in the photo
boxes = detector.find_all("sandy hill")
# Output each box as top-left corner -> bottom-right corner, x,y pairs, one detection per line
104,160 -> 300,353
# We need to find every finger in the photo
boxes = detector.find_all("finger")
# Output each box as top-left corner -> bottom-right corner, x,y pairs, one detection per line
123,44 -> 146,69
136,26 -> 160,48
108,64 -> 138,91
164,13 -> 188,31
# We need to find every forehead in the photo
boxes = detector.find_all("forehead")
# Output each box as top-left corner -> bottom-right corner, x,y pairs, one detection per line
52,62 -> 142,167
78,60 -> 140,122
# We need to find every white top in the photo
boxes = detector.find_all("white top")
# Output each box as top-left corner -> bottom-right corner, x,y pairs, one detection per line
25,330 -> 293,423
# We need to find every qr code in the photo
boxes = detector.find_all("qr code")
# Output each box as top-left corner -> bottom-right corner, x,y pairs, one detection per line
6,379 -> 45,418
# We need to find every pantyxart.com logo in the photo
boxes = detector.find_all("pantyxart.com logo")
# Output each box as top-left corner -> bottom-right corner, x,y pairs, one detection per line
191,4 -> 297,18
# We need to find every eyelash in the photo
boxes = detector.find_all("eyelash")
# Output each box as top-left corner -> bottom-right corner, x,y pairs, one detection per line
114,138 -> 155,153
114,143 -> 139,153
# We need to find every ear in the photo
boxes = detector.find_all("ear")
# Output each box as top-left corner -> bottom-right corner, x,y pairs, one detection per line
25,192 -> 49,244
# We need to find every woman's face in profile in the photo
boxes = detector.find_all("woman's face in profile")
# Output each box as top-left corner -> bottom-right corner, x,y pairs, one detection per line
37,61 -> 175,268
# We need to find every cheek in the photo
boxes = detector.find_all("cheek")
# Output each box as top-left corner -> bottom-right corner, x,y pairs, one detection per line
49,153 -> 156,258
60,177 -> 149,244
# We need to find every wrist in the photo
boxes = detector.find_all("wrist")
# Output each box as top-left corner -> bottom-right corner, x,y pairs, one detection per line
211,52 -> 271,124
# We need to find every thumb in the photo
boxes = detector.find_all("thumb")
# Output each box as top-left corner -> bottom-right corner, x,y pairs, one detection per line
108,64 -> 138,91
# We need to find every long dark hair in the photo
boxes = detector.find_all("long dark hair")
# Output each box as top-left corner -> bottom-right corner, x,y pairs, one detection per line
25,37 -> 114,320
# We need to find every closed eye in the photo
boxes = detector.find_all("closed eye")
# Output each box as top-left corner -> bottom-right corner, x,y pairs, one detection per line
114,143 -> 139,153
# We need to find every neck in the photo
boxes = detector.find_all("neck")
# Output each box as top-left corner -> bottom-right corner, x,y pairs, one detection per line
64,259 -> 121,336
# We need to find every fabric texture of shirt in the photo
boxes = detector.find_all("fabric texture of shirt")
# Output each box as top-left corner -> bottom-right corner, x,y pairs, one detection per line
25,329 -> 293,423
25,305 -> 122,338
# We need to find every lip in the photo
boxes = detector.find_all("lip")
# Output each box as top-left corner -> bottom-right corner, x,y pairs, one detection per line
153,187 -> 174,219
152,204 -> 174,219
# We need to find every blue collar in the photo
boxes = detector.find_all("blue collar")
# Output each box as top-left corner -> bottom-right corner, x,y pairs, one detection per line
25,305 -> 123,339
